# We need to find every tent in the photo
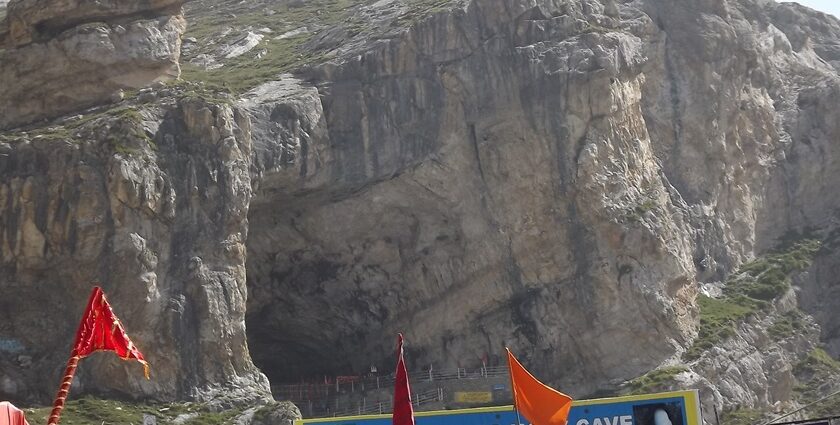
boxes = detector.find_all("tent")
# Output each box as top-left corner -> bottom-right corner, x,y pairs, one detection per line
0,402 -> 30,425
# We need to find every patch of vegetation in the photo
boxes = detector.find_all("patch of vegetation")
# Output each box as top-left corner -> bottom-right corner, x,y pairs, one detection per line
795,348 -> 840,378
180,0 -> 460,92
728,239 -> 821,301
684,294 -> 757,360
184,11 -> 235,42
684,239 -> 821,360
101,106 -> 155,156
24,396 -> 162,425
0,126 -> 74,143
804,395 -> 840,418
625,366 -> 688,395
768,310 -> 807,340
253,405 -> 274,423
793,348 -> 840,417
23,396 -> 242,425
623,196 -> 658,222
160,80 -> 234,105
181,33 -> 328,93
721,408 -> 764,425
181,0 -> 369,93
0,104 -> 151,144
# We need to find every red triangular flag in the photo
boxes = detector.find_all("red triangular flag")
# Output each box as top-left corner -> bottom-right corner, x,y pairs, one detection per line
72,286 -> 149,378
392,334 -> 415,425
507,348 -> 573,425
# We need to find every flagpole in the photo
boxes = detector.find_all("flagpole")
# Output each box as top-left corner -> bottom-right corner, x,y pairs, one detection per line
506,348 -> 525,425
515,408 -> 525,425
47,352 -> 80,425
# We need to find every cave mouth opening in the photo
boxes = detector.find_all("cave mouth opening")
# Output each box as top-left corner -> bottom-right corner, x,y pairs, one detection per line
241,200 -> 397,390
244,294 -> 396,391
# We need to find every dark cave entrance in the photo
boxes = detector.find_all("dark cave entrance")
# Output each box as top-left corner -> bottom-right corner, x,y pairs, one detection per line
241,199 -> 399,389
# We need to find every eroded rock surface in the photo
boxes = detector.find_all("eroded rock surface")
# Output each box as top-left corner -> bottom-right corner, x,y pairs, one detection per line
0,90 -> 270,403
0,0 -> 188,130
2,0 -> 840,416
240,0 -> 840,406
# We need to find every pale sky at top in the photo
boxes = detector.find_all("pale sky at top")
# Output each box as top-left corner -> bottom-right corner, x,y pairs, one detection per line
786,0 -> 840,19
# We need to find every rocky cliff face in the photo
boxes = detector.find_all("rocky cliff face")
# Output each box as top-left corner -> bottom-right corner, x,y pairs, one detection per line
2,0 -> 840,420
0,88 -> 270,403
238,0 -> 840,415
0,0 -> 187,130
241,0 -> 840,396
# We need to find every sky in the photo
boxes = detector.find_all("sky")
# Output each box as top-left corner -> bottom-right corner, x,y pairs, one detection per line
787,0 -> 840,18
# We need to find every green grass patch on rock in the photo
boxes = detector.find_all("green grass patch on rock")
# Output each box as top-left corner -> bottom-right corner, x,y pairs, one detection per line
625,366 -> 688,395
684,239 -> 821,360
0,104 -> 149,144
24,397 -> 163,425
793,348 -> 840,417
180,34 -> 326,93
768,310 -> 807,340
725,239 -> 821,301
23,396 -> 244,425
623,196 -> 658,222
794,348 -> 840,378
721,408 -> 764,425
181,0 -> 369,93
683,294 -> 758,360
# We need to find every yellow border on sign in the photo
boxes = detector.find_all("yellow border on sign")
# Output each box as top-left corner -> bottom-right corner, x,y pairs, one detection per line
295,390 -> 702,425
571,390 -> 702,425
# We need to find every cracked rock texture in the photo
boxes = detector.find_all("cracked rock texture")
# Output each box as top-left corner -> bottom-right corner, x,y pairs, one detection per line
242,0 -> 840,404
2,0 -> 840,416
0,94 -> 271,403
0,0 -> 187,130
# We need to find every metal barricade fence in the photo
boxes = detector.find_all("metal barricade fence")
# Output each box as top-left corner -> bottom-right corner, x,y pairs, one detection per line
272,366 -> 509,418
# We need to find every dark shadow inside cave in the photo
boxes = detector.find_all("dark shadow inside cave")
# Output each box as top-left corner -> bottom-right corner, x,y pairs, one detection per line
242,196 -> 401,387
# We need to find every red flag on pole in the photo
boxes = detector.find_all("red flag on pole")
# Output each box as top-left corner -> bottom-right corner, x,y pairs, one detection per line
47,286 -> 149,425
71,286 -> 149,377
507,348 -> 573,425
392,333 -> 415,425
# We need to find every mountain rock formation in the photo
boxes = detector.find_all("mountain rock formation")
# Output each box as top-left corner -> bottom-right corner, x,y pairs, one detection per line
0,88 -> 271,403
238,0 -> 840,416
2,0 -> 840,421
0,0 -> 187,130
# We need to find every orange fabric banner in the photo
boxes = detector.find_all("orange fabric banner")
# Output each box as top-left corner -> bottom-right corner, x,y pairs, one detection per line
506,348 -> 573,425
0,402 -> 30,425
72,286 -> 149,378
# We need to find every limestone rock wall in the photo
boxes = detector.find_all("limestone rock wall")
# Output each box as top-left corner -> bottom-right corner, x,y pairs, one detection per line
1,0 -> 840,414
0,95 -> 271,403
241,0 -> 840,402
0,0 -> 187,130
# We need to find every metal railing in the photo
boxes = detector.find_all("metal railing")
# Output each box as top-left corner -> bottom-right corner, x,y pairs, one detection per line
272,366 -> 508,403
272,366 -> 509,419
297,386 -> 446,418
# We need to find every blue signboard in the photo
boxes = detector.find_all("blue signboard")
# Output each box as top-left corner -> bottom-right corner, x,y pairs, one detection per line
296,390 -> 701,425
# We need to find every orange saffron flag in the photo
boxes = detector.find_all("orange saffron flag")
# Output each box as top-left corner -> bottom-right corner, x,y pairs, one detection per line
507,348 -> 572,425
72,287 -> 149,378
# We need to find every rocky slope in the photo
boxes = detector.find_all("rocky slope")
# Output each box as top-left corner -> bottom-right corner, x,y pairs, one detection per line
2,0 -> 840,421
